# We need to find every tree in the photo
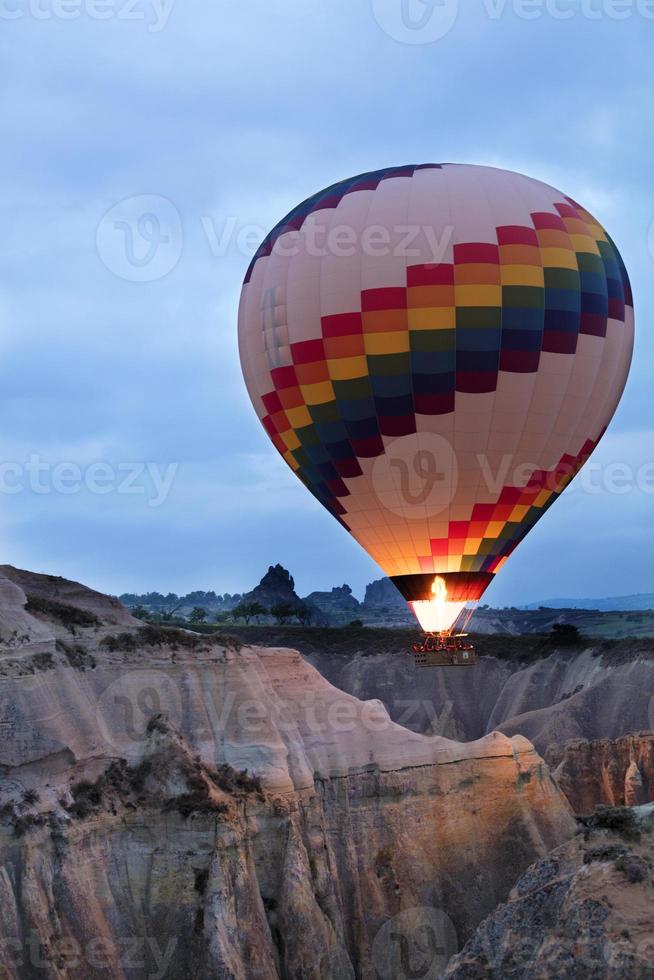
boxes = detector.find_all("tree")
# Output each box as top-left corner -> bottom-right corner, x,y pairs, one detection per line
232,601 -> 268,625
131,605 -> 149,620
549,623 -> 580,646
295,602 -> 313,626
270,601 -> 294,625
161,600 -> 183,622
214,611 -> 233,624
189,607 -> 207,624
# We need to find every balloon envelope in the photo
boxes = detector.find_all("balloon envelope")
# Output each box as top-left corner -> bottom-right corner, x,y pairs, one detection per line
238,164 -> 634,626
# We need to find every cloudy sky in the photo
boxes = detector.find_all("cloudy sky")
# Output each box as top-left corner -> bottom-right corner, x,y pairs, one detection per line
0,0 -> 652,604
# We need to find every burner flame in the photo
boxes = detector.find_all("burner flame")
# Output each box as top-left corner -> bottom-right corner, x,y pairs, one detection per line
410,575 -> 468,634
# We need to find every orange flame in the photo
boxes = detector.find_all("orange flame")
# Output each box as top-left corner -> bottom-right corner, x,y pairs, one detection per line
410,575 -> 467,634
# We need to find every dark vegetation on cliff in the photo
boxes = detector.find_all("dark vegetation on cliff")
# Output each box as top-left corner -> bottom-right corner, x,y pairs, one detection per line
191,624 -> 654,666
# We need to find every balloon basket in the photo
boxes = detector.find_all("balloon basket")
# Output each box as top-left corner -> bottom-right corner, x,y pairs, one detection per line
411,632 -> 477,668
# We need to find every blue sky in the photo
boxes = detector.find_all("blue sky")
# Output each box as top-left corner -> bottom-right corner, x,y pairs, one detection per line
0,0 -> 652,603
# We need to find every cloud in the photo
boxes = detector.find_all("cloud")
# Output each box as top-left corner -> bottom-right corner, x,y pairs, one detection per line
0,2 -> 651,599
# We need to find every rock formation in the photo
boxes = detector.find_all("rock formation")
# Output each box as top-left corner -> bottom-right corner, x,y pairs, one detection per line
242,563 -> 301,609
444,805 -> 654,979
302,584 -> 361,626
0,566 -> 576,978
554,734 -> 654,814
363,577 -> 405,609
303,638 -> 654,752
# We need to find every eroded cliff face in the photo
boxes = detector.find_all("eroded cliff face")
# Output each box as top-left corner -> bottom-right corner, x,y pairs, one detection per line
0,566 -> 576,979
444,806 -> 654,980
553,734 -> 654,814
304,642 -> 654,777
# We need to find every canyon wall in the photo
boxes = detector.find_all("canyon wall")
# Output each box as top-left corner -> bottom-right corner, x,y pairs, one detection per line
0,566 -> 576,979
554,734 -> 654,814
304,641 -> 654,770
444,806 -> 654,979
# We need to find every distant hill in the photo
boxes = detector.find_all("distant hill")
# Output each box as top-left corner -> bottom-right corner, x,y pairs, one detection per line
522,594 -> 654,612
120,567 -> 412,627
119,569 -> 654,635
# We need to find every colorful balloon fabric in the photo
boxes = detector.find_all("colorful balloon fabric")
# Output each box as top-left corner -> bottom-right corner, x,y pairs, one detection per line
238,164 -> 634,612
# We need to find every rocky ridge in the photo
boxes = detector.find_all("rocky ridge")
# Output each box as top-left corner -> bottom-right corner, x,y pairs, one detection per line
554,734 -> 654,814
298,636 -> 654,788
0,566 -> 575,979
444,805 -> 654,979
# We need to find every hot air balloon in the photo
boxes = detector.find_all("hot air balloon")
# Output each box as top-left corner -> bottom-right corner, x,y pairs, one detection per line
238,164 -> 634,663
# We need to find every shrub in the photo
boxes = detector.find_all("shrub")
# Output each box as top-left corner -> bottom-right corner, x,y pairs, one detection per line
101,624 -> 241,652
56,639 -> 97,670
164,766 -> 230,819
139,625 -> 204,649
212,764 -> 263,796
32,652 -> 55,671
549,623 -> 581,646
614,854 -> 648,884
583,843 -> 628,864
26,595 -> 100,629
580,806 -> 641,841
12,813 -> 46,837
67,779 -> 104,819
146,714 -> 169,735
100,631 -> 139,652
